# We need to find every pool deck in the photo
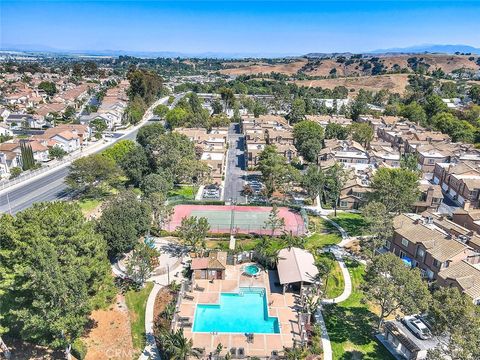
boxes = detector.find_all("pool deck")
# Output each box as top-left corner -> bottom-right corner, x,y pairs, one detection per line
175,264 -> 302,358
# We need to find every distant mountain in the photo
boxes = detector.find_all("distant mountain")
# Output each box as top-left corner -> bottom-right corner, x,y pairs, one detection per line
0,44 -> 298,59
369,44 -> 480,55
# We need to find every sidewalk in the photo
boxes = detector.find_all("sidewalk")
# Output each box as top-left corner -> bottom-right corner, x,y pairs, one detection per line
0,96 -> 169,197
314,216 -> 353,360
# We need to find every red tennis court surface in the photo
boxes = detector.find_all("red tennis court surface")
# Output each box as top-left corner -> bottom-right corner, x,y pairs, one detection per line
166,204 -> 306,236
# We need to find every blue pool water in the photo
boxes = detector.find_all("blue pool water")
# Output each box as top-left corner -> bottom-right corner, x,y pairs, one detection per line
244,264 -> 260,276
193,288 -> 280,333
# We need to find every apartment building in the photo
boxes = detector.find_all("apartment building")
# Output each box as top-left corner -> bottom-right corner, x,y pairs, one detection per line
387,213 -> 479,280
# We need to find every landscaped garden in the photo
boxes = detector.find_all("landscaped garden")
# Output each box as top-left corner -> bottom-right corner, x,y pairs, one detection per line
328,212 -> 366,237
323,259 -> 394,360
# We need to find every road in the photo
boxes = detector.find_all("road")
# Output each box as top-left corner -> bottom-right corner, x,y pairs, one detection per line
0,94 -> 183,214
223,123 -> 246,204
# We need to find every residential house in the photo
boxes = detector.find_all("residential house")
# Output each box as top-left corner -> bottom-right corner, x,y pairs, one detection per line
319,139 -> 369,166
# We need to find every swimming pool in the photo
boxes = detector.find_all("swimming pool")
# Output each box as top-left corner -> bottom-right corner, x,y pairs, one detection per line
243,264 -> 261,276
193,287 -> 280,333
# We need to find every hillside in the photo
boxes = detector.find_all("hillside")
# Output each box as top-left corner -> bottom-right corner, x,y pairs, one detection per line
218,54 -> 480,77
293,74 -> 411,95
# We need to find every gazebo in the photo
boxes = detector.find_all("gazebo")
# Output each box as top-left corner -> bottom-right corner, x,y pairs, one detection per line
277,247 -> 319,294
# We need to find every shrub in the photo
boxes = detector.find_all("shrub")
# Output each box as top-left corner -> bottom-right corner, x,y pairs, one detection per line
71,338 -> 88,360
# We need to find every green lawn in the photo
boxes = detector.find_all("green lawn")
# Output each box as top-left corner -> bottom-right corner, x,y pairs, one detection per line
323,260 -> 394,360
305,215 -> 342,250
328,212 -> 366,237
320,253 -> 345,299
77,198 -> 102,215
125,282 -> 154,352
168,185 -> 195,199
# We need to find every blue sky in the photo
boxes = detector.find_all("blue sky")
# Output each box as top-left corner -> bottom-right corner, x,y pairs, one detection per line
1,1 -> 480,54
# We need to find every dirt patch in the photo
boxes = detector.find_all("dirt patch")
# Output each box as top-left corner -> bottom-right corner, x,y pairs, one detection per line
82,294 -> 135,360
219,59 -> 307,76
294,74 -> 411,95
154,288 -> 174,321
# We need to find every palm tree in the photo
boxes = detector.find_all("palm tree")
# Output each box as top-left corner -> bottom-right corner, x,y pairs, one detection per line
282,231 -> 306,249
159,329 -> 202,360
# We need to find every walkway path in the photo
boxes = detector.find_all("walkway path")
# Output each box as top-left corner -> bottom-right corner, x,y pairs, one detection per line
138,240 -> 186,360
314,215 -> 354,360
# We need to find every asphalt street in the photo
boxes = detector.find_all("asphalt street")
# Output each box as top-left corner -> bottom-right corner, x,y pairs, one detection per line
223,123 -> 246,204
0,95 -> 181,215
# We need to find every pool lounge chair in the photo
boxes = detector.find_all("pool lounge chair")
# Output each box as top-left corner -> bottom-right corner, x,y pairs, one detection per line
180,322 -> 192,328
237,348 -> 245,359
183,294 -> 194,300
178,316 -> 190,322
195,284 -> 205,292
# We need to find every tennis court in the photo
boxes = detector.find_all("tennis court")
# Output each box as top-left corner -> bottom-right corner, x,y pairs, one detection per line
166,205 -> 306,236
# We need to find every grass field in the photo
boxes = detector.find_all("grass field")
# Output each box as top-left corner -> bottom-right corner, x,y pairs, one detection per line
78,198 -> 102,215
323,260 -> 394,360
125,283 -> 154,352
328,213 -> 366,237
168,185 -> 195,199
306,215 -> 343,250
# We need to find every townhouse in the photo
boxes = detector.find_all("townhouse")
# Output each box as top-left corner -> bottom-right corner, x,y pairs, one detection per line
437,260 -> 480,304
174,127 -> 228,183
242,115 -> 298,167
387,213 -> 480,281
413,181 -> 444,213
433,161 -> 480,209
319,139 -> 369,166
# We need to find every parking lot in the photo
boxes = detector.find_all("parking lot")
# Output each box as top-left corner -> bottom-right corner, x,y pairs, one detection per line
244,175 -> 267,203
202,185 -> 221,200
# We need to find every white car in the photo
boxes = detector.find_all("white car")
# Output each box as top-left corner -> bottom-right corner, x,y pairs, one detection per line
402,315 -> 432,340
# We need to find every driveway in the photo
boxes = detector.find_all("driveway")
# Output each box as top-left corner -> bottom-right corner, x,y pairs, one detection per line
223,123 -> 246,204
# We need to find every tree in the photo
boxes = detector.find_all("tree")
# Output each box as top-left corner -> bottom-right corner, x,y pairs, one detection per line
400,153 -> 420,173
361,253 -> 430,329
325,122 -> 349,140
0,203 -> 114,349
20,142 -> 35,170
361,202 -> 393,259
426,287 -> 480,360
263,205 -> 285,236
148,192 -> 174,230
324,163 -> 348,216
301,165 -> 324,202
369,167 -> 420,214
157,329 -> 202,360
119,145 -> 150,186
136,122 -> 165,148
126,243 -> 159,286
165,107 -> 189,129
9,167 -> 22,179
469,85 -> 480,105
401,101 -> 427,126
257,145 -> 288,196
141,173 -> 174,197
349,122 -> 374,148
431,112 -> 475,143
211,99 -> 223,114
66,153 -> 119,195
177,216 -> 210,255
219,87 -> 235,110
292,120 -> 324,163
288,98 -> 306,124
425,94 -> 448,118
48,145 -> 67,160
349,91 -> 369,120
97,191 -> 151,257
90,118 -> 108,136
102,139 -> 136,164
153,104 -> 169,118
38,81 -> 57,96
147,132 -> 197,182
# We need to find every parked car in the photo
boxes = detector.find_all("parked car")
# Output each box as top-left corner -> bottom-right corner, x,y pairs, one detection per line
402,315 -> 432,340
